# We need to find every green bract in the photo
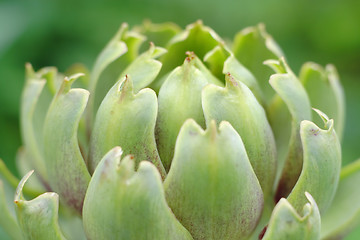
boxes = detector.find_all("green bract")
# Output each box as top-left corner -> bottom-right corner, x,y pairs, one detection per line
0,21 -> 358,240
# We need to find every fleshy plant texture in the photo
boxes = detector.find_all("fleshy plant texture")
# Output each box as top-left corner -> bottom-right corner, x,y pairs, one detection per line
0,20 -> 359,240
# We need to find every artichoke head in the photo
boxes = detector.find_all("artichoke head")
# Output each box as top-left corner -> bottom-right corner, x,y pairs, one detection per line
1,21 -> 359,240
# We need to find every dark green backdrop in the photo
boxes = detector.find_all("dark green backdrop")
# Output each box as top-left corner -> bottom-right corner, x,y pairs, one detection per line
0,0 -> 359,239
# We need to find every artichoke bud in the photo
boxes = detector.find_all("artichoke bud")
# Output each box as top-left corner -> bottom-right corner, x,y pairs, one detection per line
202,72 -> 277,197
262,192 -> 320,240
83,147 -> 193,240
43,74 -> 91,213
14,170 -> 66,240
89,75 -> 166,178
164,119 -> 264,240
1,21 -> 354,240
287,109 -> 341,215
156,56 -> 208,171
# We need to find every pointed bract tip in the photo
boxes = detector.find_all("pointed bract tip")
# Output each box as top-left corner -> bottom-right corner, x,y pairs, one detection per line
25,62 -> 36,79
59,72 -> 85,94
121,22 -> 129,28
312,108 -> 333,130
65,72 -> 85,83
305,192 -> 315,204
14,170 -> 35,203
112,146 -> 123,158
118,75 -> 134,96
257,22 -> 266,30
196,19 -> 203,25
185,51 -> 196,62
225,72 -> 239,88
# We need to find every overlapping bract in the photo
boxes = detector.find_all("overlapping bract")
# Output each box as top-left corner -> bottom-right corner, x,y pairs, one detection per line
0,21 -> 357,240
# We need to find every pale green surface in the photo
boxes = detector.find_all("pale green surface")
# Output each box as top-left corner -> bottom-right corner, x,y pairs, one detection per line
321,159 -> 360,239
89,76 -> 165,178
288,110 -> 341,215
159,21 -> 222,80
268,58 -> 312,200
223,54 -> 263,103
118,43 -> 166,92
0,180 -> 22,240
88,23 -> 128,117
262,193 -> 320,240
156,58 -> 208,171
14,171 -> 65,240
164,120 -> 263,240
232,24 -> 283,102
202,73 -> 276,196
0,12 -> 356,238
43,74 -> 91,213
87,23 -> 147,129
20,65 -> 48,182
300,63 -> 345,140
83,147 -> 192,240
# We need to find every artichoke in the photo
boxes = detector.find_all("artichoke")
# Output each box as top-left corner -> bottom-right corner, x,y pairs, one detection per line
0,20 -> 359,240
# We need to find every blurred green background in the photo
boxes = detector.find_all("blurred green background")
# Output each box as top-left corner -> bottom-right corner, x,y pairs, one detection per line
0,0 -> 359,239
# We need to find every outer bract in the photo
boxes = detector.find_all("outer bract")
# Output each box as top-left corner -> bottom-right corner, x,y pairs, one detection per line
0,21 -> 358,240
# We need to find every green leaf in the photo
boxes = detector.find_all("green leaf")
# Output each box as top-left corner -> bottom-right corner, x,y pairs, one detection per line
65,63 -> 90,90
89,76 -> 166,179
83,147 -> 193,240
134,20 -> 181,48
118,42 -> 166,92
155,57 -> 208,171
0,180 -> 22,240
201,44 -> 263,101
223,54 -> 263,103
164,120 -> 264,240
267,58 -> 312,201
202,73 -> 276,197
232,23 -> 283,102
16,148 -> 46,192
161,20 -> 223,72
287,109 -> 341,215
299,63 -> 345,140
20,64 -> 61,182
202,44 -> 264,103
43,74 -> 91,213
185,51 -> 223,86
58,210 -> 87,240
321,159 -> 360,240
89,23 -> 129,96
14,171 -> 66,240
203,45 -> 229,80
87,23 -> 146,126
262,192 -> 320,240
0,158 -> 41,198
150,21 -> 223,91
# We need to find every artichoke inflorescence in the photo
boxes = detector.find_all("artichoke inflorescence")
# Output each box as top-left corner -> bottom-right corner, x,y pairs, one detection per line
0,20 -> 359,240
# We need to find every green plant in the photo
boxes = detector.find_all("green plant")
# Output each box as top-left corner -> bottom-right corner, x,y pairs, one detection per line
1,21 -> 359,240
